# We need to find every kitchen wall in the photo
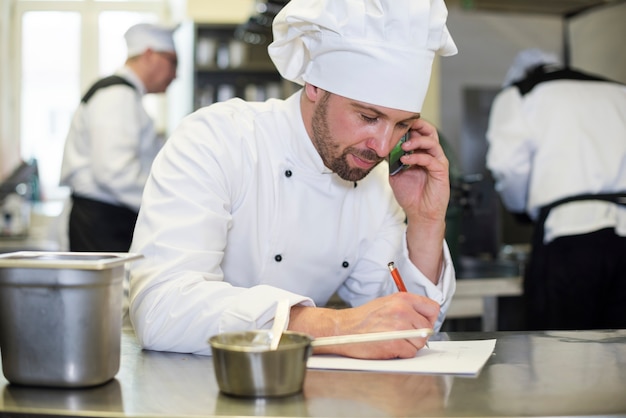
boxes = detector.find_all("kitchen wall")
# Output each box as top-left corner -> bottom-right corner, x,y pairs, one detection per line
186,0 -> 255,23
440,7 -> 563,162
569,2 -> 626,84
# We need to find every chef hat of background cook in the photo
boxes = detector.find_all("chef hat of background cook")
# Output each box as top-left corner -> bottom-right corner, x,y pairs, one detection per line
502,48 -> 561,87
268,0 -> 458,113
125,23 -> 179,58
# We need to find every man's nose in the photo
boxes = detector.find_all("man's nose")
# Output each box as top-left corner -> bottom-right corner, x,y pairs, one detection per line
367,125 -> 396,157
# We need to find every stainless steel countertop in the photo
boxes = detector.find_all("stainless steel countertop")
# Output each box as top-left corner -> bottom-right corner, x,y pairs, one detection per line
2,328 -> 626,417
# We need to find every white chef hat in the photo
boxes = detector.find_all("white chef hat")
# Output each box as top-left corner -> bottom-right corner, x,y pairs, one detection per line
268,0 -> 457,113
502,48 -> 561,87
124,23 -> 179,58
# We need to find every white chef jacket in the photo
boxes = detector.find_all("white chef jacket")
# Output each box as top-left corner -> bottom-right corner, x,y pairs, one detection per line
129,91 -> 456,355
486,78 -> 626,244
60,66 -> 164,211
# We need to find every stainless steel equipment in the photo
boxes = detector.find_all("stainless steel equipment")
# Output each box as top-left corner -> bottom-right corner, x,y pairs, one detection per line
209,329 -> 433,397
0,251 -> 142,387
210,331 -> 312,397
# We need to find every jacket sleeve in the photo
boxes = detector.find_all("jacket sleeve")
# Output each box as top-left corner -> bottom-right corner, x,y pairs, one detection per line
485,87 -> 533,215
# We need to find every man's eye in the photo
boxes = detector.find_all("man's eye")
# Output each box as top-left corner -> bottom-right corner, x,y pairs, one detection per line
361,114 -> 378,123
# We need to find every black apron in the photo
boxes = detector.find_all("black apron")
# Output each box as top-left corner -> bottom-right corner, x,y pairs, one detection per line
69,194 -> 138,252
525,192 -> 626,329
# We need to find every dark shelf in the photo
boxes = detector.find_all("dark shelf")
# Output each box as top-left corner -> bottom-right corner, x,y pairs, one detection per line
192,23 -> 287,110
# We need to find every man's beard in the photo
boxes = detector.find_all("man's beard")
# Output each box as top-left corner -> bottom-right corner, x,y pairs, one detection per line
310,93 -> 383,182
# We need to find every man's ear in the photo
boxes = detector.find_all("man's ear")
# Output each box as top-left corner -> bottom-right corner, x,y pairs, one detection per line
304,83 -> 322,102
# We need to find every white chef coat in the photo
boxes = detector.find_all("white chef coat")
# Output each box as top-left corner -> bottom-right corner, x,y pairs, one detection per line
60,66 -> 164,211
486,79 -> 626,243
129,91 -> 456,355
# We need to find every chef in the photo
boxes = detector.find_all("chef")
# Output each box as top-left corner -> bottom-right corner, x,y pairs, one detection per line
128,0 -> 458,358
60,23 -> 178,252
486,49 -> 626,330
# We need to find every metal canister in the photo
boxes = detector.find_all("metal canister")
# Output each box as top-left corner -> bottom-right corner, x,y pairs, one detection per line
0,251 -> 142,387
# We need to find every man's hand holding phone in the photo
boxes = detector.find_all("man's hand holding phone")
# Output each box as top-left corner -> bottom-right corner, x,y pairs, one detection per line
387,119 -> 450,283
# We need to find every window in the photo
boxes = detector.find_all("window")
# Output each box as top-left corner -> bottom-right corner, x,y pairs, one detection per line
20,11 -> 80,191
15,0 -> 166,192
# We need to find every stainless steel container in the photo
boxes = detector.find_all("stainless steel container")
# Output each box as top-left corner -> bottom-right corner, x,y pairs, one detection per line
0,251 -> 142,387
209,330 -> 313,397
209,328 -> 433,398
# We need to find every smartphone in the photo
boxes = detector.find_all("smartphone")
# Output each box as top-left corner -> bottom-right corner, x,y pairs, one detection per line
388,132 -> 410,176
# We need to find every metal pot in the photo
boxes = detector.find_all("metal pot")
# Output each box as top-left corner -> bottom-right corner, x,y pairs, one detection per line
210,331 -> 311,397
209,328 -> 433,397
0,251 -> 142,387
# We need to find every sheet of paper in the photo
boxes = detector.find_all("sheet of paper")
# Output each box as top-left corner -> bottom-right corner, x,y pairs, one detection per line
307,339 -> 496,376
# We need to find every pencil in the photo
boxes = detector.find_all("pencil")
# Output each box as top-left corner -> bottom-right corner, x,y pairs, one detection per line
387,261 -> 430,348
387,261 -> 407,292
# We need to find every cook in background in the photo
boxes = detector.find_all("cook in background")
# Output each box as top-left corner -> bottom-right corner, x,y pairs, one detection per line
129,0 -> 458,359
60,23 -> 178,252
486,48 -> 626,330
